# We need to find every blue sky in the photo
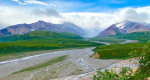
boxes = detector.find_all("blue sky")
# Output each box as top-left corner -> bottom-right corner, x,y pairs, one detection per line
1,0 -> 150,12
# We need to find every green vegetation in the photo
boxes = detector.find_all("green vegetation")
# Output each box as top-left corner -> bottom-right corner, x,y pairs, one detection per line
0,39 -> 101,55
13,55 -> 67,74
115,31 -> 150,42
93,41 -> 150,80
93,31 -> 150,43
0,30 -> 83,42
93,43 -> 144,59
0,31 -> 103,57
130,41 -> 150,79
114,29 -> 124,36
93,67 -> 133,80
89,37 -> 125,44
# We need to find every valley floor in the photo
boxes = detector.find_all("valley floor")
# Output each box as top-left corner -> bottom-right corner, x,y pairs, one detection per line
0,40 -> 139,80
0,47 -> 119,80
52,58 -> 138,80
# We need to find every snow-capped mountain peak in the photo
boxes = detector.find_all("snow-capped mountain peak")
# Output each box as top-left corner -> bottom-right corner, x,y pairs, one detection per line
98,20 -> 150,36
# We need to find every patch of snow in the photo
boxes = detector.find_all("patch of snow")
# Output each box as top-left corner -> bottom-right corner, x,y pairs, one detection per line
31,29 -> 35,31
116,22 -> 125,29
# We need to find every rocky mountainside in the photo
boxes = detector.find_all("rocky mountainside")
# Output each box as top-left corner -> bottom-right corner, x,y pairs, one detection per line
115,20 -> 150,33
98,21 -> 150,36
98,25 -> 123,36
0,21 -> 85,36
126,23 -> 149,33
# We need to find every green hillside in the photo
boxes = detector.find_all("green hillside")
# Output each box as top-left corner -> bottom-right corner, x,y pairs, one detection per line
115,31 -> 150,42
0,30 -> 83,42
0,31 -> 104,55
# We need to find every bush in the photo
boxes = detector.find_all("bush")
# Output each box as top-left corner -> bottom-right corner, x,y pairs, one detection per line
130,41 -> 150,79
93,67 -> 133,80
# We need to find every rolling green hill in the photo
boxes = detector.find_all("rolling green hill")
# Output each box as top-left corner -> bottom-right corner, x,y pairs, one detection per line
115,31 -> 150,42
0,30 -> 83,42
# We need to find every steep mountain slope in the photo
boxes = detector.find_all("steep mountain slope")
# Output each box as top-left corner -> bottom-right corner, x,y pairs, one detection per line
0,21 -> 85,36
127,23 -> 149,33
0,30 -> 83,42
98,21 -> 150,36
98,24 -> 123,36
0,24 -> 32,35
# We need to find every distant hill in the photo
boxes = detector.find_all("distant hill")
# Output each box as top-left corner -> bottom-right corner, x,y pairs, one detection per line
0,21 -> 85,36
115,31 -> 150,42
0,30 -> 83,42
98,21 -> 150,37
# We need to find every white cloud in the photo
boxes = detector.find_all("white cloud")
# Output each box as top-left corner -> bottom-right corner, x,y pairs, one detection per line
0,6 -> 150,36
117,7 -> 149,22
32,8 -> 60,17
12,0 -> 47,6
0,7 -> 61,28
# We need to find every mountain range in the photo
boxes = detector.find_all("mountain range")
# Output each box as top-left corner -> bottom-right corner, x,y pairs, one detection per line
0,21 -> 85,36
98,21 -> 150,36
0,20 -> 150,37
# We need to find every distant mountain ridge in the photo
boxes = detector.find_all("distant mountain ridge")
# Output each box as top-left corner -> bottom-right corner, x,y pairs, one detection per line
0,21 -> 85,36
98,21 -> 150,36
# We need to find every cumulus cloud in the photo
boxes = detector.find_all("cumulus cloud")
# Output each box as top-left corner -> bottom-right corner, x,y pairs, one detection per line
12,0 -> 47,6
118,8 -> 149,22
0,6 -> 150,36
0,7 -> 62,29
